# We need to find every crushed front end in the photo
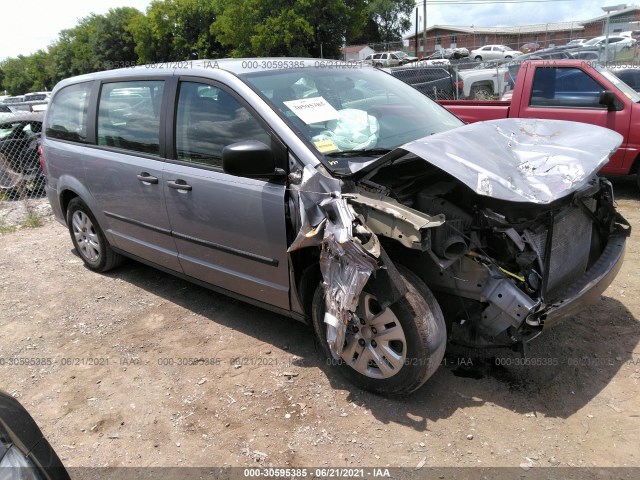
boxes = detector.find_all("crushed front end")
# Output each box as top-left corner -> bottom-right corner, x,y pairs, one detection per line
345,118 -> 630,349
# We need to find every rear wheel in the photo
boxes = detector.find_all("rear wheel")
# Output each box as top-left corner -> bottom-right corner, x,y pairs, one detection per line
66,198 -> 124,272
311,264 -> 446,395
469,84 -> 493,100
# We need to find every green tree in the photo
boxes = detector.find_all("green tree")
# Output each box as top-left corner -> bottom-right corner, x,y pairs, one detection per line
1,56 -> 33,94
130,0 -> 225,63
213,0 -> 366,58
90,7 -> 144,68
368,0 -> 414,42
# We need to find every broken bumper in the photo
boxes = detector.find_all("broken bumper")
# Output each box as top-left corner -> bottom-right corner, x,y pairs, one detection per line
540,230 -> 627,329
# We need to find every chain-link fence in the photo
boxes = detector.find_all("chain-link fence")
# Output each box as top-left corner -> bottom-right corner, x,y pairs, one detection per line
0,112 -> 46,201
352,16 -> 640,100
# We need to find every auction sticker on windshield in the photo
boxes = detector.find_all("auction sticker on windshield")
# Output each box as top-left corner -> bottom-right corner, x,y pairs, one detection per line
313,139 -> 339,153
283,97 -> 339,124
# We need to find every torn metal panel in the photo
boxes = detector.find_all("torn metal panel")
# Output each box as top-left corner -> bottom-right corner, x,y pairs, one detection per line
319,196 -> 379,357
348,189 -> 445,250
320,234 -> 379,357
399,118 -> 623,204
479,276 -> 540,336
287,164 -> 342,252
286,164 -> 381,358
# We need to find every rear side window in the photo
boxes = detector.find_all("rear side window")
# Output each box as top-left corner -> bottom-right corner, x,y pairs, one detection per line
46,82 -> 92,142
97,80 -> 164,156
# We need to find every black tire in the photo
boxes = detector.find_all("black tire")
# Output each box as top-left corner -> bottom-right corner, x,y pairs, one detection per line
637,172 -> 640,191
505,55 -> 512,59
311,264 -> 446,396
66,197 -> 124,272
474,55 -> 482,61
469,84 -> 493,100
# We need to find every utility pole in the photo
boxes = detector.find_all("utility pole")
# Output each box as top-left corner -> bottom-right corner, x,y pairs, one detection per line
422,1 -> 427,58
415,8 -> 419,57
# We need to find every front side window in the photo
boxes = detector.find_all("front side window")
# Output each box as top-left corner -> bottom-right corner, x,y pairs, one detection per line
46,82 -> 92,142
175,82 -> 271,168
530,67 -> 606,108
97,80 -> 164,155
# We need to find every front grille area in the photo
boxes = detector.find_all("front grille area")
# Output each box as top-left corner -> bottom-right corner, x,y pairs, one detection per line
545,205 -> 594,300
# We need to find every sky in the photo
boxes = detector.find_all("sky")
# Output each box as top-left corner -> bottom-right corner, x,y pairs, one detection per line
0,0 -> 634,60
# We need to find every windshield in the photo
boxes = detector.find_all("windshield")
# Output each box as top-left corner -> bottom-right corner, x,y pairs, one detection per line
583,38 -> 602,46
601,66 -> 640,102
241,67 -> 463,171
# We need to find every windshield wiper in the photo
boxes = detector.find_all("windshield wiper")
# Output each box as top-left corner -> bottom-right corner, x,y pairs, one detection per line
326,148 -> 392,158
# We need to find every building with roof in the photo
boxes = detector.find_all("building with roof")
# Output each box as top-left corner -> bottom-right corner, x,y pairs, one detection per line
340,45 -> 375,61
405,5 -> 640,56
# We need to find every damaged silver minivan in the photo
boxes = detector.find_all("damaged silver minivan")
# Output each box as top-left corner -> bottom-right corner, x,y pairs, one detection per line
42,59 -> 629,395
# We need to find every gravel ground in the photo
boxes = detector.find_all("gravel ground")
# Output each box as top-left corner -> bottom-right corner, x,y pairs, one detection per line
0,179 -> 639,473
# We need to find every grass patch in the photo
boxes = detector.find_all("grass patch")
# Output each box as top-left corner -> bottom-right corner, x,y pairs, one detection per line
23,211 -> 44,228
0,224 -> 17,234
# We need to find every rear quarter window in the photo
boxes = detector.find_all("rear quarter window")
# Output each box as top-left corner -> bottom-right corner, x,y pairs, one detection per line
46,82 -> 92,142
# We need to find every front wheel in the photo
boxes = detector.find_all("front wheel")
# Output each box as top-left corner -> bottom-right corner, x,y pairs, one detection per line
66,198 -> 124,272
474,55 -> 482,61
311,264 -> 446,395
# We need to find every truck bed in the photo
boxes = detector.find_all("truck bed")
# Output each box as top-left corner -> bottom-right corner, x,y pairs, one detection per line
438,100 -> 510,123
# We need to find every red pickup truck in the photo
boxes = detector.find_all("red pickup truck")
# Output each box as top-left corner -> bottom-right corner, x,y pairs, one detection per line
439,60 -> 640,185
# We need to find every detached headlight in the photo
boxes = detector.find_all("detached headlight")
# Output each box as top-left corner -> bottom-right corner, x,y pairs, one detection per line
0,445 -> 43,480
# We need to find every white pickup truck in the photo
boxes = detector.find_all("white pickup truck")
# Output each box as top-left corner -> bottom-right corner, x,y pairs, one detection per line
457,63 -> 509,100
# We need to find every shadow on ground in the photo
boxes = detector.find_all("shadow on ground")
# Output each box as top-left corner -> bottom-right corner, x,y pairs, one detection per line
90,250 -> 639,434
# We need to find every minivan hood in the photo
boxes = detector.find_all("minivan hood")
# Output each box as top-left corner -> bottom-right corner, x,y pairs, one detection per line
365,118 -> 623,204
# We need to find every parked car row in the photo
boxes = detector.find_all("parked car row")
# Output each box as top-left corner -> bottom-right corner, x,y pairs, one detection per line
0,111 -> 45,197
363,51 -> 418,67
0,91 -> 50,113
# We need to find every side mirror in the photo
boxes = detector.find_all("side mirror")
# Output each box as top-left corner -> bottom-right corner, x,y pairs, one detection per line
599,90 -> 618,111
222,140 -> 285,179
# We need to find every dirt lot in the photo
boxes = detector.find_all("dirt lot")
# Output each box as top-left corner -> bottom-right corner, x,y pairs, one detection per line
1,179 -> 639,473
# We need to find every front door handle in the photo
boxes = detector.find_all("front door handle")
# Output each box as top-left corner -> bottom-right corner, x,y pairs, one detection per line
137,173 -> 158,184
167,179 -> 192,191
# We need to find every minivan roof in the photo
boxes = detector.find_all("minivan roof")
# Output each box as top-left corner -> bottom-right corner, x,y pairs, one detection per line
52,58 -> 363,92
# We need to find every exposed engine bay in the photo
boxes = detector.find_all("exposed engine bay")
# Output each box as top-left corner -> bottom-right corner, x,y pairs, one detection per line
288,118 -> 630,358
349,156 -> 629,348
